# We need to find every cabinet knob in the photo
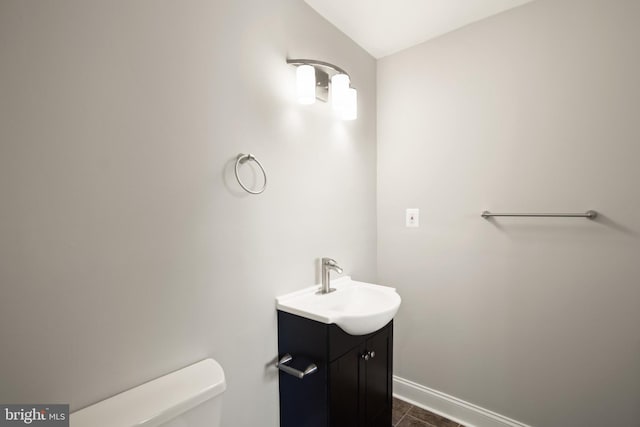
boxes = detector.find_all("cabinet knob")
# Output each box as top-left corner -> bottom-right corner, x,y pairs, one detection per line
361,350 -> 375,361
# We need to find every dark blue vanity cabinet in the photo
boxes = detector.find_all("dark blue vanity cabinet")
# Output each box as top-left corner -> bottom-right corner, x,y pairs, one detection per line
277,311 -> 393,427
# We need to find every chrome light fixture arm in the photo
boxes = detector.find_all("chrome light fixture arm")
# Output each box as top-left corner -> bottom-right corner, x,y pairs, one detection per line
286,58 -> 350,77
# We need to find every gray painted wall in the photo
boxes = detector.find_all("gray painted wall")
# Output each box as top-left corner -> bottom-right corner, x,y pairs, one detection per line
0,1 -> 376,426
378,0 -> 640,426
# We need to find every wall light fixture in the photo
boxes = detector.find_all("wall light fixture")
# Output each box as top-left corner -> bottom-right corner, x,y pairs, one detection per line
287,58 -> 357,121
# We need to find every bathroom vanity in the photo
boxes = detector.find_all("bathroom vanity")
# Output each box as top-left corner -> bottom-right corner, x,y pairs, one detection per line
277,311 -> 393,427
276,277 -> 401,427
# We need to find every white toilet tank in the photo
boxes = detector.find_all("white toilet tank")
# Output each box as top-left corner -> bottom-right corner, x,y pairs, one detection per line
70,358 -> 226,427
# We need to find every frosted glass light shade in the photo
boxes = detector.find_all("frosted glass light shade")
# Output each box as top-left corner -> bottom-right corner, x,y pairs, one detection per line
331,73 -> 350,113
296,65 -> 316,105
341,88 -> 357,121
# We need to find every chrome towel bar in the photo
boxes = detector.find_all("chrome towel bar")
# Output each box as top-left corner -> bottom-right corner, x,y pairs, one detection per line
482,210 -> 598,219
276,354 -> 318,379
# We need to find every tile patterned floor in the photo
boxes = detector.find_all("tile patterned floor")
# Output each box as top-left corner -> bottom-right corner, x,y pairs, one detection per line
393,397 -> 465,427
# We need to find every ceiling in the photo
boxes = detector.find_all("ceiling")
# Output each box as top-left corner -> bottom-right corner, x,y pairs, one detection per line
304,0 -> 535,58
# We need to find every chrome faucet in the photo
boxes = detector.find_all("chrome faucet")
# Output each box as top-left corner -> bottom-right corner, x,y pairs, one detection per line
320,257 -> 343,294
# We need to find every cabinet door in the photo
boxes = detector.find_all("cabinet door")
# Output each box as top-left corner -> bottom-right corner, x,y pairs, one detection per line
329,344 -> 365,427
364,324 -> 392,427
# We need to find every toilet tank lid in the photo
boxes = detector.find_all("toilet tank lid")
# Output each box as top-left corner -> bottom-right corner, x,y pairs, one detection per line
70,358 -> 226,427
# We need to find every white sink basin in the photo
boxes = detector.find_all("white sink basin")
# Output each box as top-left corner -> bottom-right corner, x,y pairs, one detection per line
276,277 -> 401,335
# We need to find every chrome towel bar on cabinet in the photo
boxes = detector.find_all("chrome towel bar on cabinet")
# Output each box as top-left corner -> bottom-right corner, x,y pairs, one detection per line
276,354 -> 318,379
481,210 -> 598,219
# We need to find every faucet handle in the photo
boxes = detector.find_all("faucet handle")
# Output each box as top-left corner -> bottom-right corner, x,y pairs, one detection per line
322,257 -> 338,266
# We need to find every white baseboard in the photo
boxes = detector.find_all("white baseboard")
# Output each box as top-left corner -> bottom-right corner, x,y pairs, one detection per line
393,376 -> 533,427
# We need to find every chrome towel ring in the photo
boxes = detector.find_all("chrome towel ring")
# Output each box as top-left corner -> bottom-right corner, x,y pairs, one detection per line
234,153 -> 267,195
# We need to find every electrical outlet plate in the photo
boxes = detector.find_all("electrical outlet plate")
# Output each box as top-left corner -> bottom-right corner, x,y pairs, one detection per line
406,209 -> 419,227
